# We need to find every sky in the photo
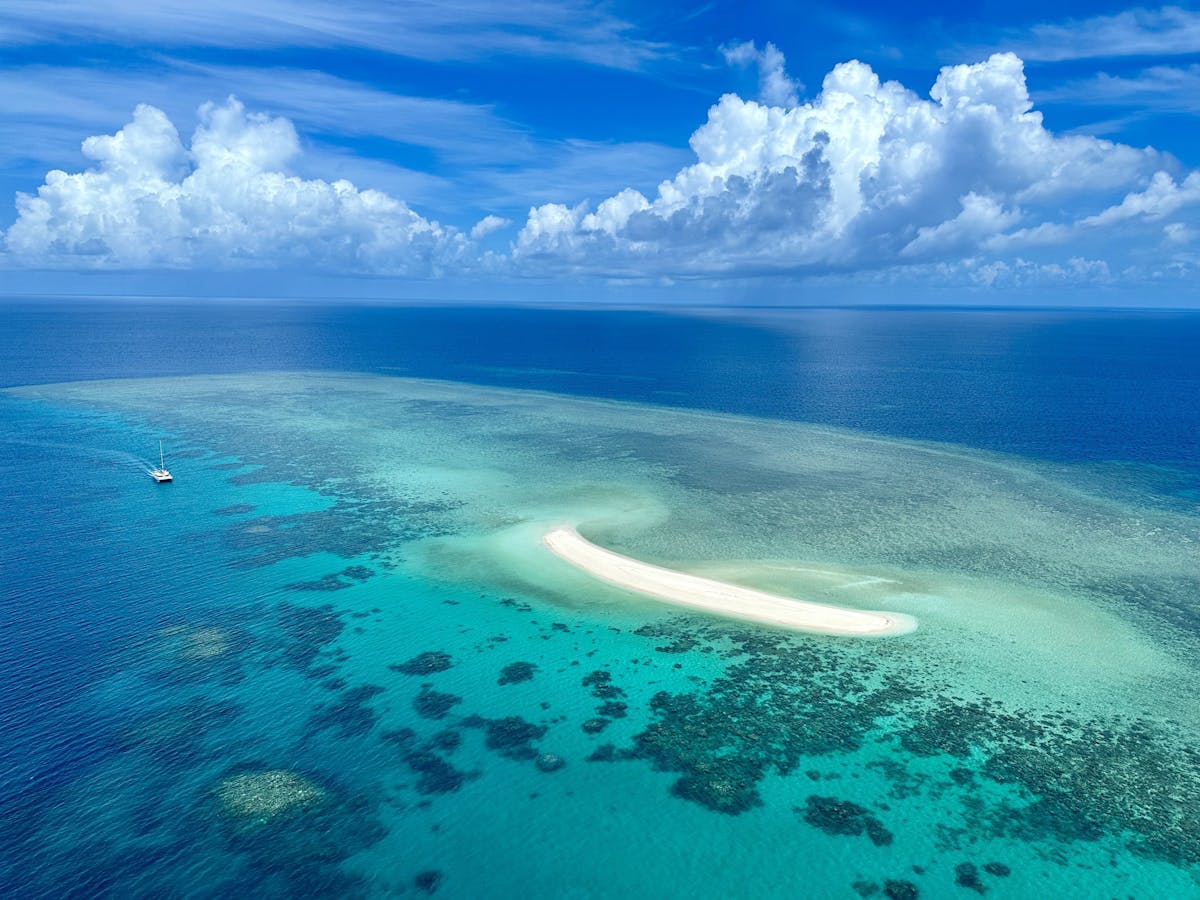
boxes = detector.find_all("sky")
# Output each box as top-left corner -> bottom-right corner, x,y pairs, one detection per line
2,1 -> 1200,305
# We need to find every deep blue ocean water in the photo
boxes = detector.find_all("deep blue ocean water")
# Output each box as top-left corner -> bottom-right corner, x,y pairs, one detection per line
3,300 -> 1198,464
1,300 -> 1198,898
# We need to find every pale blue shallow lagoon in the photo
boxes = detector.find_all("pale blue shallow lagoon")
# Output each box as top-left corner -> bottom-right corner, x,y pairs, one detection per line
1,304 -> 1198,898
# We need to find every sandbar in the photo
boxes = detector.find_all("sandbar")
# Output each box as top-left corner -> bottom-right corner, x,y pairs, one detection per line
543,526 -> 915,636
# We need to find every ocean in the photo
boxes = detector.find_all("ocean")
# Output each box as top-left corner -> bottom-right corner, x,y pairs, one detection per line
1,300 -> 1197,898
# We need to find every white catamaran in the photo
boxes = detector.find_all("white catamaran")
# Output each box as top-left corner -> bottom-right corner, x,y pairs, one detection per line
149,442 -> 173,483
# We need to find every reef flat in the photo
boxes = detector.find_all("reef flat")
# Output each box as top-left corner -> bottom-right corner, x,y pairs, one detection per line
3,371 -> 1197,898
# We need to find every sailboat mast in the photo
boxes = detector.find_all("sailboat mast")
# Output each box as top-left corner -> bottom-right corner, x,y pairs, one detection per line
160,441 -> 165,470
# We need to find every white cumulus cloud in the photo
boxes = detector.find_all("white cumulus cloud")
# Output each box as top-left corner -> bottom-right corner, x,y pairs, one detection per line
470,214 -> 511,239
1081,171 -> 1200,227
4,98 -> 467,272
722,40 -> 801,107
5,53 -> 1199,292
513,53 -> 1184,279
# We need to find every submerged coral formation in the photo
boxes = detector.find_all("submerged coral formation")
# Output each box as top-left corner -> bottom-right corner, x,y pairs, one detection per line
306,684 -> 385,738
176,626 -> 233,660
392,651 -> 454,675
117,699 -> 242,759
287,564 -> 376,593
413,686 -> 463,720
276,602 -> 347,675
216,769 -> 326,821
799,796 -> 893,846
535,753 -> 566,773
384,728 -> 475,795
498,661 -> 537,685
211,764 -> 386,894
578,617 -> 1200,871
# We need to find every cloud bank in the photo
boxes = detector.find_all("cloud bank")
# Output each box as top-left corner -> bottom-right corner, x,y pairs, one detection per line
513,53 -> 1196,282
6,53 -> 1200,291
5,99 -> 464,273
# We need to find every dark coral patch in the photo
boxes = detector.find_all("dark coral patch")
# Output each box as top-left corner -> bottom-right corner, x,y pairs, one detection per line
392,651 -> 453,675
587,744 -> 621,762
465,715 -> 549,762
635,624 -> 700,654
388,729 -> 475,795
670,757 -> 764,815
428,730 -> 461,752
286,573 -> 355,592
214,503 -> 256,516
581,670 -> 612,687
404,752 -> 470,795
413,686 -> 462,720
287,565 -> 376,593
982,862 -> 1010,878
498,662 -> 538,685
582,669 -> 626,701
582,718 -> 609,734
116,698 -> 242,760
224,493 -> 452,570
382,728 -> 417,748
276,603 -> 346,674
596,701 -> 628,719
954,862 -> 985,894
799,796 -> 893,847
305,685 -> 384,739
535,753 -> 566,773
414,870 -> 442,893
343,685 -> 384,704
883,880 -> 919,900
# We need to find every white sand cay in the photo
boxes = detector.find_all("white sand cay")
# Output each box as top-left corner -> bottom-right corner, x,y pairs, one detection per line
543,526 -> 916,636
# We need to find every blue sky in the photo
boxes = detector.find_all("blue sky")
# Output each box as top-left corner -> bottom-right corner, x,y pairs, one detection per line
2,1 -> 1199,304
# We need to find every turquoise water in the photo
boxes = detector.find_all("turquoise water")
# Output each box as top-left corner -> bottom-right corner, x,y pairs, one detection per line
2,370 -> 1197,898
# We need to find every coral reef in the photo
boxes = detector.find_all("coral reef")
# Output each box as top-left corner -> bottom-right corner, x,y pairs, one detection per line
276,602 -> 346,675
883,880 -> 919,899
391,651 -> 454,675
212,764 -> 385,894
498,662 -> 537,685
286,565 -> 376,593
570,616 -> 1200,873
535,753 -> 566,773
216,769 -> 326,821
460,715 -> 549,762
799,796 -> 893,846
414,870 -> 442,893
413,686 -> 463,720
306,685 -> 385,738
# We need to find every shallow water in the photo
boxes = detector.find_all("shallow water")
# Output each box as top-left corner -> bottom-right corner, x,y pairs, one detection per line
2,371 -> 1197,898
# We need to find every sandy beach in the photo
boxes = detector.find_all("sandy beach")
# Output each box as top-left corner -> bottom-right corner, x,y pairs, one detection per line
543,526 -> 915,636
